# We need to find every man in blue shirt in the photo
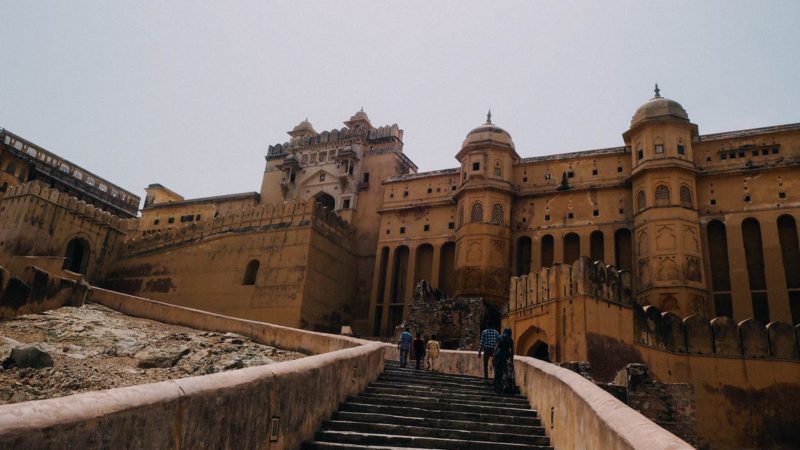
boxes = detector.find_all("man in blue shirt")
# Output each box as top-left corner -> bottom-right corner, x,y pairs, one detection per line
478,325 -> 500,382
398,327 -> 413,368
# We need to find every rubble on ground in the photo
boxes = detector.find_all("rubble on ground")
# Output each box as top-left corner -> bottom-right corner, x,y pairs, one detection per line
0,303 -> 305,405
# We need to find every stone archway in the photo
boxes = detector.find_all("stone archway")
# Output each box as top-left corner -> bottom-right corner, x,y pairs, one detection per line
63,237 -> 91,274
527,340 -> 551,362
314,192 -> 335,210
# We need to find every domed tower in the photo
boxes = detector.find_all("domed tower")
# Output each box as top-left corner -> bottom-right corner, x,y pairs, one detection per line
623,85 -> 708,316
453,112 -> 519,309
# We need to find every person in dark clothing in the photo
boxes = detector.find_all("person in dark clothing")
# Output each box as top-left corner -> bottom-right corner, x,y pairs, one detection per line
493,327 -> 515,394
412,332 -> 426,370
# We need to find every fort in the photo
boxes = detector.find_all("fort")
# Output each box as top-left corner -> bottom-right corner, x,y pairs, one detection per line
0,88 -> 798,448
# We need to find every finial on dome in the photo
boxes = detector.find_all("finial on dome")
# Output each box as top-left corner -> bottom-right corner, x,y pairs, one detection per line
360,106 -> 364,112
654,83 -> 661,98
486,109 -> 492,125
305,117 -> 308,122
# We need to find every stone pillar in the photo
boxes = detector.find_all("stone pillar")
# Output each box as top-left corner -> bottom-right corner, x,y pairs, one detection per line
760,216 -> 792,322
554,232 -> 564,264
430,243 -> 442,289
380,246 -> 397,334
725,218 -> 753,321
604,228 -> 616,267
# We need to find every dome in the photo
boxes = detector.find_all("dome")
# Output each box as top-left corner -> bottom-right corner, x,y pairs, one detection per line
462,111 -> 515,149
631,85 -> 689,126
288,119 -> 316,137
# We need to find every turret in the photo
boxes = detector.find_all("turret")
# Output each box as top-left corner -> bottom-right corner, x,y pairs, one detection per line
623,86 -> 708,317
452,112 -> 519,309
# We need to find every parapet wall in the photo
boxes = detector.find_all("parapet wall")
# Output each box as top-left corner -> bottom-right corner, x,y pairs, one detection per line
0,288 -> 385,450
0,181 -> 132,232
510,257 -> 633,311
120,199 -> 353,257
634,303 -> 800,360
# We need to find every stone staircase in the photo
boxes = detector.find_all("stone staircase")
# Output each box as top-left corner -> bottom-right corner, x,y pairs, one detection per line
303,360 -> 552,449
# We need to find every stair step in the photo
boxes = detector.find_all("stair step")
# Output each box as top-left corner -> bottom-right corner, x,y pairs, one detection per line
332,411 -> 543,435
368,381 -> 526,400
321,420 -> 551,446
382,368 -> 492,384
348,396 -> 536,417
378,375 -> 495,391
358,391 -> 528,409
341,403 -> 539,426
373,379 -> 498,396
312,430 -> 552,450
303,442 -> 431,450
364,386 -> 529,406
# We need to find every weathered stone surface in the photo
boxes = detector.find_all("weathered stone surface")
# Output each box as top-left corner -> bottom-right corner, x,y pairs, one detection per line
3,344 -> 54,369
135,345 -> 190,368
739,318 -> 769,358
683,314 -> 713,355
711,316 -> 740,356
398,281 -> 484,350
767,321 -> 798,359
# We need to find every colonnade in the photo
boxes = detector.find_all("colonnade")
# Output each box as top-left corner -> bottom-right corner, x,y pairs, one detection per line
705,212 -> 800,325
370,240 -> 455,336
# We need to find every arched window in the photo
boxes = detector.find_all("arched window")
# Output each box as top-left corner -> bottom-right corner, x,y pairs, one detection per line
637,190 -> 647,212
457,205 -> 464,228
655,185 -> 670,206
242,259 -> 260,285
470,202 -> 484,223
63,238 -> 91,274
680,185 -> 692,208
742,218 -> 768,324
491,203 -> 504,225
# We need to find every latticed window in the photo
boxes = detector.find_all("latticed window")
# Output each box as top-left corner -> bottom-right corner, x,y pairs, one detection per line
680,185 -> 692,208
470,202 -> 484,223
491,203 -> 504,225
458,205 -> 464,228
655,185 -> 671,206
637,190 -> 646,212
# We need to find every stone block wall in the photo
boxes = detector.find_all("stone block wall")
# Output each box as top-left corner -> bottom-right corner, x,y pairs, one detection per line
0,265 -> 88,318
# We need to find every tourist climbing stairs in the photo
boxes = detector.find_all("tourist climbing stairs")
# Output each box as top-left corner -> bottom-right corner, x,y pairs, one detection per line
303,360 -> 552,449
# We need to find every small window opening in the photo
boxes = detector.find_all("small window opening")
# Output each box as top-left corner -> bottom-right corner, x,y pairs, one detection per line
423,224 -> 430,231
242,260 -> 259,285
400,226 -> 406,234
655,144 -> 664,154
677,145 -> 685,155
472,162 -> 480,171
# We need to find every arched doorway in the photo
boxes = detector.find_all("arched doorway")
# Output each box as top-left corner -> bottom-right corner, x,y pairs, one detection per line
314,192 -> 335,210
527,340 -> 551,362
63,238 -> 90,274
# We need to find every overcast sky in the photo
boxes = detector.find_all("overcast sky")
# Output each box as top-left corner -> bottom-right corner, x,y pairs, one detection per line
1,1 -> 798,204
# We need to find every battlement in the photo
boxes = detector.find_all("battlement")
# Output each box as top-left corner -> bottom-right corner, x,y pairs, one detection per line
634,303 -> 800,360
509,257 -> 633,312
267,124 -> 403,159
120,199 -> 353,257
0,181 -> 132,231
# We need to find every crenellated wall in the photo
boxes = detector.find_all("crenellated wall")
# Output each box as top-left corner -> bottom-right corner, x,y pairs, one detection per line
105,201 -> 358,332
509,257 -> 633,311
633,303 -> 800,360
506,257 -> 800,449
0,181 -> 130,281
120,198 -> 353,257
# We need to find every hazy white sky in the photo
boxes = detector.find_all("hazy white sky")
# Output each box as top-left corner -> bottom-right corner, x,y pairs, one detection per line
1,1 -> 798,203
